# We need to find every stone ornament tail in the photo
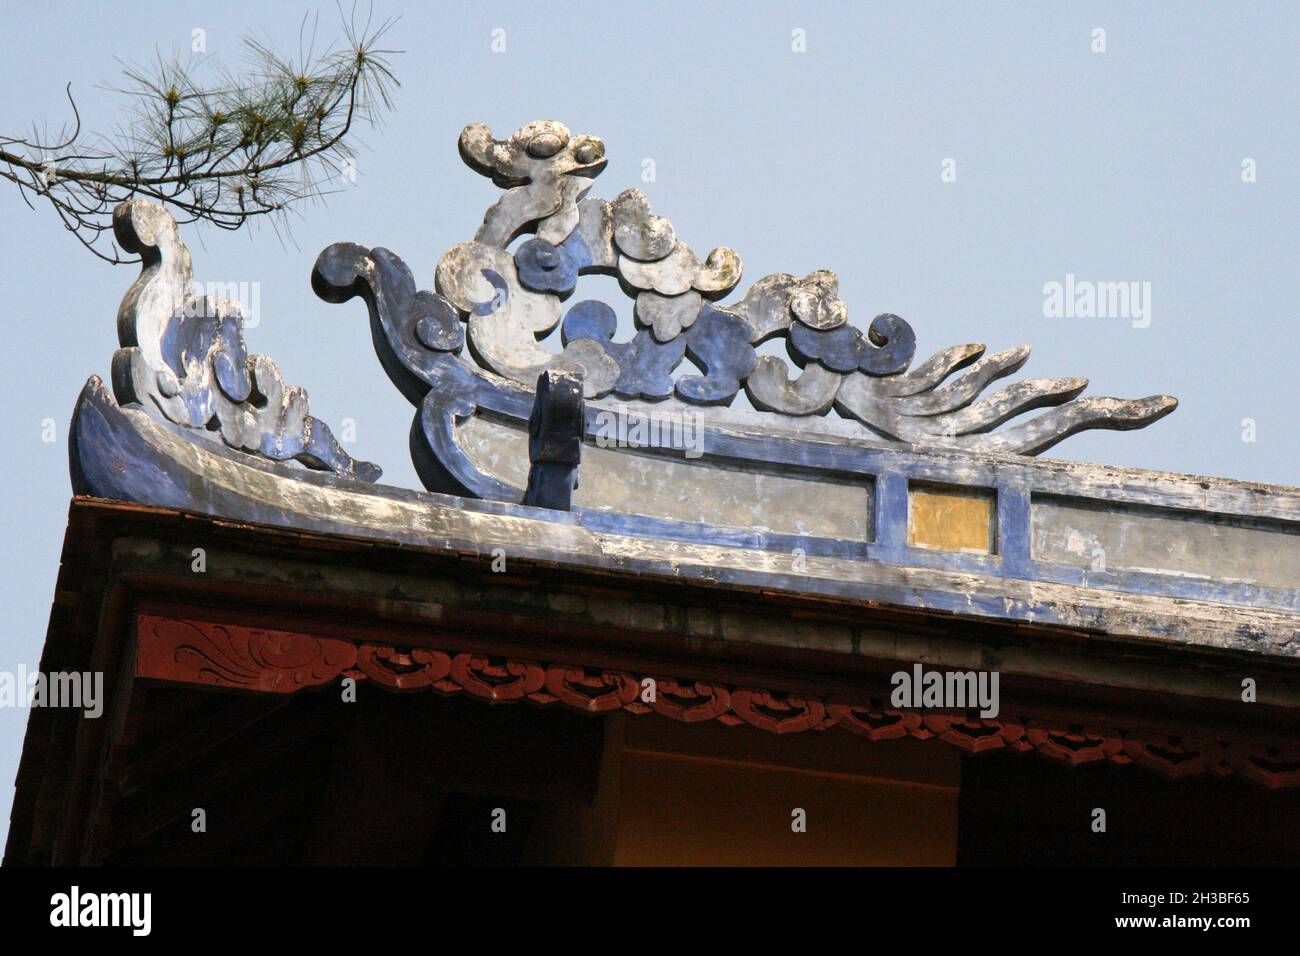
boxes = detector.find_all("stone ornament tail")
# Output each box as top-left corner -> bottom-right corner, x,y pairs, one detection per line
107,199 -> 380,482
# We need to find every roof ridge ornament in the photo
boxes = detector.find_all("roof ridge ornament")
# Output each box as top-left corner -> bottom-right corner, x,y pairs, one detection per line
314,119 -> 1176,466
60,167 -> 1298,662
105,199 -> 381,482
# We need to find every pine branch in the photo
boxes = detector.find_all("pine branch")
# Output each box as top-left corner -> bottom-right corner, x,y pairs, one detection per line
0,4 -> 401,264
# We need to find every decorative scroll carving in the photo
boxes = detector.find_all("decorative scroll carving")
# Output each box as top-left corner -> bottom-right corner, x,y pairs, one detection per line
353,645 -> 452,692
137,616 -> 357,692
1023,720 -> 1128,766
1121,733 -> 1226,780
1233,745 -> 1300,789
921,713 -> 1025,754
643,680 -> 733,724
109,201 -> 380,481
562,301 -> 684,400
449,655 -> 547,702
459,120 -> 607,246
315,119 -> 1177,460
827,699 -> 923,740
542,666 -> 640,713
135,613 -> 1299,788
730,689 -> 826,735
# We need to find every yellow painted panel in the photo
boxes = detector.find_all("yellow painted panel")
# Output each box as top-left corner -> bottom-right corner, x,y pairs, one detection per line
908,486 -> 995,554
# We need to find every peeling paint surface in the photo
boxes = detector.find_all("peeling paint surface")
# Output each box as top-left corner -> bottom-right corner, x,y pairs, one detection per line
1034,496 -> 1300,590
461,414 -> 873,540
71,378 -> 1300,654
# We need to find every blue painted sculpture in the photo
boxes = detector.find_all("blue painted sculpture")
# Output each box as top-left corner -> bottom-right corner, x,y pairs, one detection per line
313,118 -> 1177,478
109,200 -> 380,482
63,127 -> 1300,655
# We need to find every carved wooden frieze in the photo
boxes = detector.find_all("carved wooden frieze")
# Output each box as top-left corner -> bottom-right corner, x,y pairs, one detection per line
133,612 -> 1300,789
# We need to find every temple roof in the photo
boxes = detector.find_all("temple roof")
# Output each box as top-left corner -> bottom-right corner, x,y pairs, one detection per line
10,121 -> 1299,863
7,495 -> 1299,862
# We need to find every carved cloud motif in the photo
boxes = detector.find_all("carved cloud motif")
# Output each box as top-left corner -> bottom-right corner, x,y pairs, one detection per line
314,119 -> 1177,456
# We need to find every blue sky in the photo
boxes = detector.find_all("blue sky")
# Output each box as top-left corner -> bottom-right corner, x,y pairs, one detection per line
0,1 -> 1296,832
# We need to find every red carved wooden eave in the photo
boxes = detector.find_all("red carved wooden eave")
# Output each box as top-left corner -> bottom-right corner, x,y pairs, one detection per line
10,498 -> 1300,867
134,610 -> 1300,790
